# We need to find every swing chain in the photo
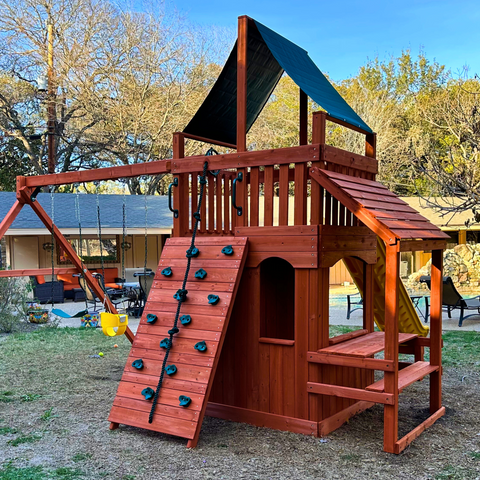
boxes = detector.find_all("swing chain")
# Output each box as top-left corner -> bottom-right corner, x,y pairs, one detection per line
74,186 -> 89,311
50,186 -> 55,308
148,161 -> 209,424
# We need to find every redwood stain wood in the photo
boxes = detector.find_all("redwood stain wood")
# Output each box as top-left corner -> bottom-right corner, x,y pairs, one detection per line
108,236 -> 248,445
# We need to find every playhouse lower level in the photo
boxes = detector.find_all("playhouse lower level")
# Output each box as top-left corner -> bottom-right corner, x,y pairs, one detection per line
109,222 -> 444,454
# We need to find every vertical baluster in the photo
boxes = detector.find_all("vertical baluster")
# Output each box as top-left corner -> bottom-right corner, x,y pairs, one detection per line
339,166 -> 347,226
231,173 -> 237,232
191,173 -> 198,231
250,167 -> 259,227
264,166 -> 274,226
208,174 -> 215,233
311,112 -> 326,226
279,164 -> 289,226
216,173 -> 223,233
224,174 -> 230,234
200,172 -> 207,233
294,163 -> 307,225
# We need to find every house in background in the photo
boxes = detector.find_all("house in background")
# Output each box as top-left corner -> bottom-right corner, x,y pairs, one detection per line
0,192 -> 172,275
2,192 -> 475,287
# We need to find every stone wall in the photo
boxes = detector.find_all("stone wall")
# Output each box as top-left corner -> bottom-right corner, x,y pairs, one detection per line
407,244 -> 480,291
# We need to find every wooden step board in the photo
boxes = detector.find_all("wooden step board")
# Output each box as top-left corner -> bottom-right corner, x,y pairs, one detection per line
366,361 -> 439,393
108,236 -> 248,447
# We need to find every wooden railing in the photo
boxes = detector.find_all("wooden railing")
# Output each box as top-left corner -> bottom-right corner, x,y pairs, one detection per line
172,112 -> 378,237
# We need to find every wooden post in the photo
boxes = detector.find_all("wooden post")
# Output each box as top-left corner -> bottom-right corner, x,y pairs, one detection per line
383,243 -> 399,453
300,89 -> 308,146
237,16 -> 248,153
235,15 -> 249,226
365,132 -> 377,159
172,133 -> 189,237
430,249 -> 443,413
458,230 -> 467,245
310,111 -> 326,226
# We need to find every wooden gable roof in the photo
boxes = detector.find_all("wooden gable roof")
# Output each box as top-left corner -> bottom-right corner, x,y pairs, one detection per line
309,168 -> 450,245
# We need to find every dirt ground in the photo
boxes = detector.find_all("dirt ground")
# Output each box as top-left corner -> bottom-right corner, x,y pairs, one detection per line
1,327 -> 480,480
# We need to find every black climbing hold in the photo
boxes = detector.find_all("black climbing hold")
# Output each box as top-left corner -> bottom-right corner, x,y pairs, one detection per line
221,245 -> 234,256
142,387 -> 155,400
166,364 -> 177,376
132,359 -> 144,370
160,338 -> 172,349
186,247 -> 199,258
208,294 -> 220,305
161,267 -> 172,277
193,212 -> 201,221
168,327 -> 179,335
180,315 -> 192,326
146,313 -> 157,324
199,177 -> 207,185
194,340 -> 207,352
195,268 -> 207,279
179,395 -> 191,407
173,289 -> 188,302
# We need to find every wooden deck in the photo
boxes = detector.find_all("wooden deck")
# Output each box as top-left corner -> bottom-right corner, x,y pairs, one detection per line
317,332 -> 418,358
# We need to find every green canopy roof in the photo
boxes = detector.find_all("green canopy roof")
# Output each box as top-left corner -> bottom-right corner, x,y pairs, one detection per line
184,19 -> 371,146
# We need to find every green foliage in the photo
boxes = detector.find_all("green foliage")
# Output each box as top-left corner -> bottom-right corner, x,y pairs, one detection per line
20,393 -> 41,403
0,427 -> 17,435
71,453 -> 92,462
40,407 -> 55,422
6,434 -> 41,446
0,276 -> 32,333
0,464 -> 45,480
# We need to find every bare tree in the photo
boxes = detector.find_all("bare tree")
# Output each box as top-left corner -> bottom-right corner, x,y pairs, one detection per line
0,0 -> 231,193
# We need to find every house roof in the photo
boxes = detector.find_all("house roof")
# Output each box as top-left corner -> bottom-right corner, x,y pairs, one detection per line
184,18 -> 371,146
0,192 -> 172,235
400,197 -> 478,230
309,168 -> 450,244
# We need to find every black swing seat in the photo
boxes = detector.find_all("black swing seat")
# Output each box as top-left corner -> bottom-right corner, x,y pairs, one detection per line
420,275 -> 480,326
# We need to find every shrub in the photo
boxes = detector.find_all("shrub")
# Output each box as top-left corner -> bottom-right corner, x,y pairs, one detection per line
0,276 -> 32,333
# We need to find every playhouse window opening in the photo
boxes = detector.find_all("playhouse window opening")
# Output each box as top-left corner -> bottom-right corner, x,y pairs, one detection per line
260,257 -> 295,341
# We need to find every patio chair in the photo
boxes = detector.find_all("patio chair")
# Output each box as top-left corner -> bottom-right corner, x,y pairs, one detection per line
346,291 -> 363,319
420,275 -> 480,326
78,274 -> 130,312
133,270 -> 155,316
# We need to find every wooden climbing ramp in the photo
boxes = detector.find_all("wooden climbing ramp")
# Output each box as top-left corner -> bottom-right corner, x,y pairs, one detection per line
108,236 -> 248,447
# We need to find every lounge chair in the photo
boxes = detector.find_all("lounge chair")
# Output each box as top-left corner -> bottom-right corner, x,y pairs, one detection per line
420,275 -> 480,326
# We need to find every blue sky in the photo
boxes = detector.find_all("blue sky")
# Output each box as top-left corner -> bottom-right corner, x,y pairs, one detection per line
173,0 -> 480,81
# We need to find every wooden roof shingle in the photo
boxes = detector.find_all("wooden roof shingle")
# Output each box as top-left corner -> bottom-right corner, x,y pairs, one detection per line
309,168 -> 450,244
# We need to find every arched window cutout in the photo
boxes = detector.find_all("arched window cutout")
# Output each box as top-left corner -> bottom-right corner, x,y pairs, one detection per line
260,257 -> 295,341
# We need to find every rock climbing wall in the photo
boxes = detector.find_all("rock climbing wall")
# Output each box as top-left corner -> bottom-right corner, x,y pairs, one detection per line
108,236 -> 248,447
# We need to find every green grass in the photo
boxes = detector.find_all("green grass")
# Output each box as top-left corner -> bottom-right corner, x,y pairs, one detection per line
0,465 -> 45,480
435,465 -> 475,479
468,451 -> 480,460
6,434 -> 41,447
442,331 -> 480,369
40,407 -> 55,422
0,392 -> 14,403
53,467 -> 84,479
71,453 -> 92,462
0,464 -> 85,479
0,427 -> 18,435
20,394 -> 41,403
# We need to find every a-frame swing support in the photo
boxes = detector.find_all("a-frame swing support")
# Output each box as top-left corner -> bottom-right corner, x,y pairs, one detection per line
0,162 -> 172,344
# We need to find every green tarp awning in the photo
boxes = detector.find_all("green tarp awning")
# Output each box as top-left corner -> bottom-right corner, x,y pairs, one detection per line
183,19 -> 371,146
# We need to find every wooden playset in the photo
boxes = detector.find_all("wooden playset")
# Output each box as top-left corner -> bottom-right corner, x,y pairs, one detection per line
0,16 -> 449,454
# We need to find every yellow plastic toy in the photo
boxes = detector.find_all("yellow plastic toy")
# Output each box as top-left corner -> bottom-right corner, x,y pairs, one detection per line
100,312 -> 128,337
